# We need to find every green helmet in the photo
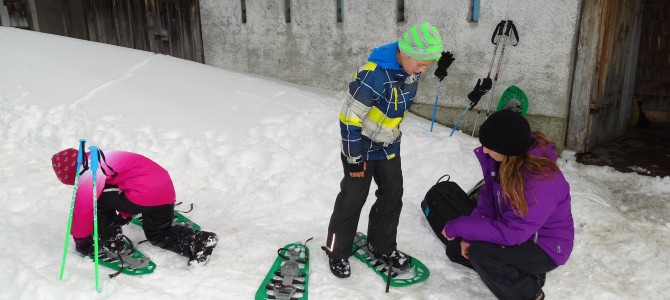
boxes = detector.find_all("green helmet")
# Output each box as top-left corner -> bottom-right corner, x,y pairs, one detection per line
398,22 -> 444,61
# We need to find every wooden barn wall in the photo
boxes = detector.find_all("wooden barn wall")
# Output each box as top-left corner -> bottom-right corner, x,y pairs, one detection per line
79,0 -> 203,63
3,0 -> 33,30
635,0 -> 670,122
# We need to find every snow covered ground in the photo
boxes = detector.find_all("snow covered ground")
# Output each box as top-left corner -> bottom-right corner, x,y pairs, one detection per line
1,27 -> 669,299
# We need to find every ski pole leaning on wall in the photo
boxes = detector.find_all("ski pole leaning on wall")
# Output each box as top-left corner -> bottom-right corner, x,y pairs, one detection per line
470,20 -> 519,136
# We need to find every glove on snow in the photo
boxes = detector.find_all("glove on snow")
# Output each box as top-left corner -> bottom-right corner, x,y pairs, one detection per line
434,51 -> 455,81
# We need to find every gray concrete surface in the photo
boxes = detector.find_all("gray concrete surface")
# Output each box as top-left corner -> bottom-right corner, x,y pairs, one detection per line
200,0 -> 581,146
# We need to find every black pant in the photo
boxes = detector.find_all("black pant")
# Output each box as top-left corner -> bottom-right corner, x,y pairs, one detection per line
443,184 -> 557,300
97,186 -> 174,243
326,155 -> 403,258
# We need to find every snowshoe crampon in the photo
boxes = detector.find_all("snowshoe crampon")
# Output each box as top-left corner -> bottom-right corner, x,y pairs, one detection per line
255,241 -> 311,300
352,232 -> 429,287
89,240 -> 156,276
131,210 -> 201,230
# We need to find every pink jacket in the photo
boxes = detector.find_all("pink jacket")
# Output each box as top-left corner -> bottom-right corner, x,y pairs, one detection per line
71,150 -> 175,238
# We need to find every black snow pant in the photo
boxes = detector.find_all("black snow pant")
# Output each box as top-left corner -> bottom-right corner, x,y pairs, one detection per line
97,185 -> 174,243
326,155 -> 403,258
441,184 -> 557,300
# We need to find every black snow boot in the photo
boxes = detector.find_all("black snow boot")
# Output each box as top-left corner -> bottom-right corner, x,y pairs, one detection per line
328,257 -> 351,278
153,225 -> 218,267
189,231 -> 218,267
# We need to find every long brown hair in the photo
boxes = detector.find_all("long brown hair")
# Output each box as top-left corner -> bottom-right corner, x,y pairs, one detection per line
498,131 -> 560,216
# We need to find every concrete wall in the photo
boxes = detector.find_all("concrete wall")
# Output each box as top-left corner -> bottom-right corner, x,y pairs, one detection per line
200,0 -> 582,149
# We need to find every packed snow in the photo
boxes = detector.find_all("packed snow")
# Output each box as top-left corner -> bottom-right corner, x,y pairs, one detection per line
1,27 -> 669,299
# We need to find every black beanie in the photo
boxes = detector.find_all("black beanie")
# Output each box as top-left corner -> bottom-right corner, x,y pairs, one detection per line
478,110 -> 531,156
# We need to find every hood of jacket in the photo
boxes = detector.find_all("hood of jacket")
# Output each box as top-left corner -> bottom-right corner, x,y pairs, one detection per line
367,42 -> 404,71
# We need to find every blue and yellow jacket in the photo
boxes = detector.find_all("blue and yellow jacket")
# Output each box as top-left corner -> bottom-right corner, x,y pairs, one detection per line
339,42 -> 421,163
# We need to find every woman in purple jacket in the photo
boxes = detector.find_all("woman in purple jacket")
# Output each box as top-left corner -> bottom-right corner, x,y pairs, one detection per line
442,110 -> 574,300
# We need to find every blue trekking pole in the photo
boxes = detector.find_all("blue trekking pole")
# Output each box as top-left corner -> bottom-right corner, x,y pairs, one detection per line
429,80 -> 443,132
59,139 -> 86,280
89,146 -> 102,293
449,105 -> 470,136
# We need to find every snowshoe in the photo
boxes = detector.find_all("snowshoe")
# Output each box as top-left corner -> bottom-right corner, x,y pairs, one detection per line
255,238 -> 311,300
131,210 -> 201,230
352,232 -> 429,289
497,85 -> 529,116
89,238 -> 156,276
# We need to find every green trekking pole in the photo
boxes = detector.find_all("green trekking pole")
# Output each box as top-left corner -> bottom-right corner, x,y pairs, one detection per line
58,139 -> 86,280
90,146 -> 102,292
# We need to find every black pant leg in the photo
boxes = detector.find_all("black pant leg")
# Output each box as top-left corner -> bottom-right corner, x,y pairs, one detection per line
367,156 -> 403,253
445,238 -> 474,269
94,185 -> 175,243
326,155 -> 375,258
142,204 -> 175,243
97,189 -> 126,240
468,241 -> 558,300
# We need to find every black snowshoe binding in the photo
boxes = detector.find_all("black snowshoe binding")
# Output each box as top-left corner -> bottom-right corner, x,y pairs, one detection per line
96,235 -> 153,277
354,234 -> 412,278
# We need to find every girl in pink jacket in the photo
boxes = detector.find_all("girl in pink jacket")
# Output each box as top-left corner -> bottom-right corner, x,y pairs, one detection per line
52,149 -> 217,267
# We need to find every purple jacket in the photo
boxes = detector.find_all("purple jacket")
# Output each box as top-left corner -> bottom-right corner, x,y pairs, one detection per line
444,138 -> 574,265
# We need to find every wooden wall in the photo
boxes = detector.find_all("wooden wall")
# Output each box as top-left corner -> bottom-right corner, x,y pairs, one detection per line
3,0 -> 32,30
80,0 -> 204,63
635,0 -> 670,122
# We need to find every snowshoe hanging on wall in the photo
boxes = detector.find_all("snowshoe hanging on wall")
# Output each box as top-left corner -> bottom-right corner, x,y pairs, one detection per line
497,85 -> 529,116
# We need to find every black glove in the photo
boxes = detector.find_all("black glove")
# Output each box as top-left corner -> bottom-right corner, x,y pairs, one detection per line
434,51 -> 455,82
467,79 -> 491,110
347,161 -> 365,174
480,77 -> 493,90
74,235 -> 94,256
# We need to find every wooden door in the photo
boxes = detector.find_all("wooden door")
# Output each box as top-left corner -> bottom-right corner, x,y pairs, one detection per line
567,0 -> 644,151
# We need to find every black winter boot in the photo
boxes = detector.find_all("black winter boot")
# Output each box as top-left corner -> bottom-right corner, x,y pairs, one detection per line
153,225 -> 218,267
328,257 -> 351,278
189,231 -> 218,267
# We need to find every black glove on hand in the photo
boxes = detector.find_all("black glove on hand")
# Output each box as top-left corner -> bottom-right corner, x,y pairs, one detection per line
347,161 -> 365,174
480,77 -> 493,90
467,78 -> 491,110
434,51 -> 455,82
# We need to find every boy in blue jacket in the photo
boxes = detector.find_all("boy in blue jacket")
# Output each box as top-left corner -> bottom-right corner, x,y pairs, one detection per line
323,22 -> 454,278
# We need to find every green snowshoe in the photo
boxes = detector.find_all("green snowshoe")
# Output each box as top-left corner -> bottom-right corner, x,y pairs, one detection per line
497,85 -> 529,116
255,239 -> 311,300
89,239 -> 156,276
352,232 -> 430,288
131,210 -> 201,230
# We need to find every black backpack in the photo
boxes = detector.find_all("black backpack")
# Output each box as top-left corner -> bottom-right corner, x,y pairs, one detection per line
420,175 -> 482,246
